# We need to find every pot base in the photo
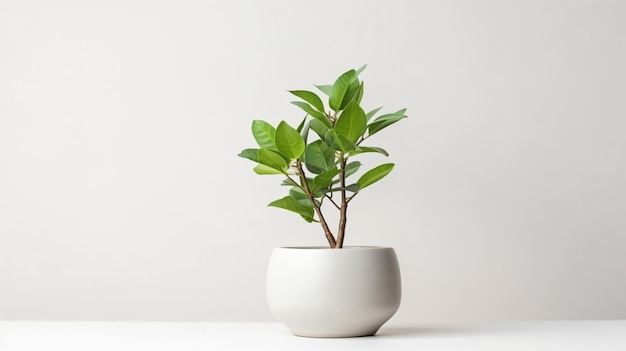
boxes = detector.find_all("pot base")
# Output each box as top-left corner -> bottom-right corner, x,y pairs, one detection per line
291,327 -> 379,338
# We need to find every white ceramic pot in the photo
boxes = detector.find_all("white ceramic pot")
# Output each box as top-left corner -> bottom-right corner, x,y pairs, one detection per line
266,246 -> 401,338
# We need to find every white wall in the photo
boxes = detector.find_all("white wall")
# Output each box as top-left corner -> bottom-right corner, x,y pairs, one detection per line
1,0 -> 625,323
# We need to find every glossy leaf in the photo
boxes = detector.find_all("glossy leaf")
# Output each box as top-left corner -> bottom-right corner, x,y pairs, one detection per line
367,109 -> 408,137
268,196 -> 314,222
355,64 -> 367,76
315,84 -> 333,96
289,90 -> 325,113
298,118 -> 310,144
281,178 -> 299,187
365,106 -> 383,122
329,69 -> 356,112
325,129 -> 357,153
345,183 -> 360,192
339,75 -> 361,110
253,164 -> 284,175
335,100 -> 366,143
275,121 -> 305,159
355,81 -> 364,105
237,148 -> 258,162
357,163 -> 394,190
251,120 -> 276,149
305,177 -> 323,197
313,167 -> 341,189
368,115 -> 407,137
304,140 -> 336,174
292,189 -> 318,208
350,146 -> 389,157
372,108 -> 407,122
296,116 -> 307,133
318,183 -> 360,194
309,119 -> 330,140
344,161 -> 362,179
289,187 -> 317,208
257,148 -> 288,174
331,161 -> 361,184
291,101 -> 331,127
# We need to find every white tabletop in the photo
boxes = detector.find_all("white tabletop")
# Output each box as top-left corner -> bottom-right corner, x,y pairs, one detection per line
0,320 -> 624,351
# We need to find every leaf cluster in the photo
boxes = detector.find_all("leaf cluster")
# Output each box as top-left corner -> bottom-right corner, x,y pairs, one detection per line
238,66 -> 407,244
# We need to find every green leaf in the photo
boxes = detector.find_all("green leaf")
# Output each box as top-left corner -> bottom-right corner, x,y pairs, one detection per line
289,90 -> 325,113
298,118 -> 310,144
304,140 -> 336,174
291,101 -> 331,127
335,100 -> 366,143
275,121 -> 305,159
253,164 -> 284,175
345,183 -> 360,192
324,129 -> 341,150
350,146 -> 389,157
318,183 -> 360,194
325,129 -> 356,153
313,167 -> 341,189
368,116 -> 407,137
355,81 -> 364,105
282,177 -> 319,195
305,177 -> 322,197
296,116 -> 307,133
288,186 -> 309,202
281,178 -> 299,187
237,148 -> 259,162
329,69 -> 356,112
372,108 -> 407,122
355,64 -> 367,76
337,134 -> 358,153
315,84 -> 333,96
365,106 -> 383,122
344,161 -> 361,179
309,119 -> 330,140
331,161 -> 361,184
289,188 -> 318,208
251,120 -> 276,149
367,108 -> 407,137
268,196 -> 314,222
257,148 -> 288,174
340,75 -> 361,110
357,163 -> 394,190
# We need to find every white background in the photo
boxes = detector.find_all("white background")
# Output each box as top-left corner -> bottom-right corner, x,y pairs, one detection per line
1,0 -> 625,324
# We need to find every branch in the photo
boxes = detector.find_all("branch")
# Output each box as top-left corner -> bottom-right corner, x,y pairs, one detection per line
296,161 -> 337,248
346,192 -> 357,204
285,175 -> 299,187
324,194 -> 341,210
335,156 -> 348,248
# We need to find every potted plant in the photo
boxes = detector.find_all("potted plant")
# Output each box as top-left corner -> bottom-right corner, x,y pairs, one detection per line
238,66 -> 407,337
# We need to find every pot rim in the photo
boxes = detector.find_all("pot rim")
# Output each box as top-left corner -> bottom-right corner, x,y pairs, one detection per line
276,245 -> 393,250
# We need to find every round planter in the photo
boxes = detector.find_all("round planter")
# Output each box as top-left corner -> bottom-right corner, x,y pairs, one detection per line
266,246 -> 401,338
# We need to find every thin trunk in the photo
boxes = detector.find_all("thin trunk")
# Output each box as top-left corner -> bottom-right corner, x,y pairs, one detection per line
296,161 -> 337,248
335,157 -> 348,248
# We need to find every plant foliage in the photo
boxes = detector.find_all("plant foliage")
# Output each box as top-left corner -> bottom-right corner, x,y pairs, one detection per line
238,66 -> 407,248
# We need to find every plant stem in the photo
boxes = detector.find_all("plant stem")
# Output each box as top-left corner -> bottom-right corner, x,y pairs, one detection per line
335,156 -> 348,248
324,194 -> 341,210
296,161 -> 337,248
